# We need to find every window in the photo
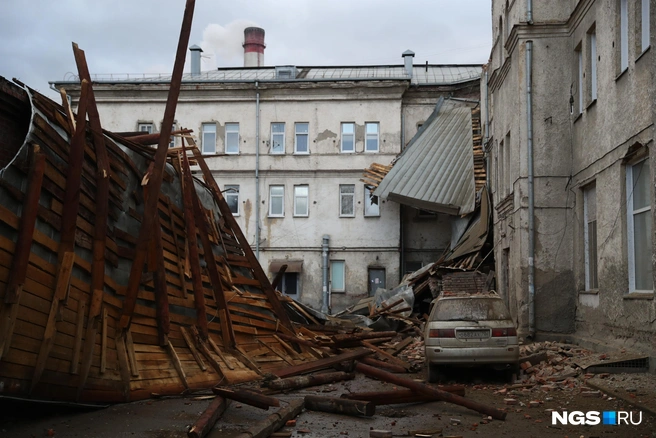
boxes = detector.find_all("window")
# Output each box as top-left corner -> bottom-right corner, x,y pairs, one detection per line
271,122 -> 285,154
281,273 -> 299,296
330,260 -> 345,292
341,123 -> 355,153
576,43 -> 583,113
225,184 -> 240,216
583,184 -> 598,290
627,158 -> 653,292
201,123 -> 216,154
269,185 -> 284,217
620,0 -> 629,71
169,123 -> 176,148
295,122 -> 309,154
138,123 -> 153,134
364,185 -> 380,217
498,139 -> 505,199
641,0 -> 651,52
339,184 -> 355,217
589,30 -> 597,102
504,132 -> 511,195
365,122 -> 379,152
225,123 -> 239,154
294,185 -> 309,217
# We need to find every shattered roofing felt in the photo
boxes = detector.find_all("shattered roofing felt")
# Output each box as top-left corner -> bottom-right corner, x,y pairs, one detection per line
374,99 -> 476,215
51,65 -> 482,86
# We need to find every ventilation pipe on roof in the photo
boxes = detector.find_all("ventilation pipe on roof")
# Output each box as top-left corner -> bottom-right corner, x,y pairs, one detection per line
402,50 -> 415,80
526,40 -> 535,339
190,45 -> 203,76
243,27 -> 266,67
321,235 -> 330,314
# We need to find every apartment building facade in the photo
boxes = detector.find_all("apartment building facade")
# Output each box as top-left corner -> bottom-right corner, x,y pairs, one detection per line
54,40 -> 481,312
484,0 -> 655,353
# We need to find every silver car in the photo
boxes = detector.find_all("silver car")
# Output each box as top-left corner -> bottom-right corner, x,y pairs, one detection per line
424,294 -> 519,382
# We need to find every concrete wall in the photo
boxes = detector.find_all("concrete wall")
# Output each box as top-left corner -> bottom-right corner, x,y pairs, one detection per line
486,0 -> 656,354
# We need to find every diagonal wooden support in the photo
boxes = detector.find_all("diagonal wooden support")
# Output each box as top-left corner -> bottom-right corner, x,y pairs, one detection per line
0,146 -> 46,360
190,145 -> 295,334
119,0 -> 196,331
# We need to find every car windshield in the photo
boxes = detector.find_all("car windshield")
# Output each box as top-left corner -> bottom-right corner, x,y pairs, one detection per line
432,298 -> 511,321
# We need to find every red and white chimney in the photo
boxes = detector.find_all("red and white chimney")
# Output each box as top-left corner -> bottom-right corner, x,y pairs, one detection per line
243,27 -> 265,67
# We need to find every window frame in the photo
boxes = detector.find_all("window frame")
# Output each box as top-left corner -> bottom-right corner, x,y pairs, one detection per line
340,122 -> 355,153
641,0 -> 651,53
271,122 -> 285,154
583,184 -> 598,290
339,184 -> 356,217
293,185 -> 309,217
364,185 -> 380,217
169,123 -> 177,148
225,123 -> 240,155
281,272 -> 299,296
589,30 -> 597,102
576,42 -> 583,113
294,122 -> 309,154
365,122 -> 379,153
268,185 -> 285,217
626,157 -> 653,293
620,0 -> 629,72
201,123 -> 217,155
224,184 -> 240,216
138,123 -> 153,134
330,260 -> 346,292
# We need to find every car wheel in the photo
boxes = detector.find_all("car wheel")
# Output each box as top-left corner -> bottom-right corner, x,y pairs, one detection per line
427,363 -> 440,383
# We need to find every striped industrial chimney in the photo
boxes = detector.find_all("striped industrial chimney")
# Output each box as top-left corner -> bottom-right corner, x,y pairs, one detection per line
243,27 -> 265,67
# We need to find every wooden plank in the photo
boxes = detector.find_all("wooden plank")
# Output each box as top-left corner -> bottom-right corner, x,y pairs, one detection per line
100,306 -> 108,373
207,335 -> 235,370
70,299 -> 86,374
167,340 -> 189,389
273,348 -> 373,379
256,339 -> 294,366
179,326 -> 207,371
114,331 -> 132,402
125,330 -> 140,377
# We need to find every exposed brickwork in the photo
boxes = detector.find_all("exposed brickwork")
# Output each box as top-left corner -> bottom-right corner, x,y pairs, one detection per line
0,77 -> 31,169
441,271 -> 488,294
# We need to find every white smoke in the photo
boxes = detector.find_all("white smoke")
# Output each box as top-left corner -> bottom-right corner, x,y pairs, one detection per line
200,19 -> 259,69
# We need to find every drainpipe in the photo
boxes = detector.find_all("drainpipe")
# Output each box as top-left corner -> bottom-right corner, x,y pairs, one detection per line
400,110 -> 405,281
526,41 -> 535,338
321,235 -> 330,314
484,69 -> 491,188
255,82 -> 261,259
527,0 -> 533,24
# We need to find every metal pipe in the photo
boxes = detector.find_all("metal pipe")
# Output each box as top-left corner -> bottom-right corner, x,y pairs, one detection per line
399,109 -> 405,281
527,0 -> 533,24
526,40 -> 535,338
321,235 -> 330,314
484,69 -> 491,188
255,81 -> 260,259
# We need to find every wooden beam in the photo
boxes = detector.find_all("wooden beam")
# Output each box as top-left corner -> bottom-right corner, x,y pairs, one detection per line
190,146 -> 295,334
167,340 -> 189,389
119,0 -> 196,331
273,348 -> 373,379
70,299 -> 86,374
265,371 -> 355,392
212,387 -> 279,410
100,306 -> 107,373
304,395 -> 374,417
187,396 -> 228,438
180,326 -> 207,371
125,330 -> 140,377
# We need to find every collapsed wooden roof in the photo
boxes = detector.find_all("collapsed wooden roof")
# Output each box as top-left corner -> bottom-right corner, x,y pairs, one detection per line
0,74 -> 320,402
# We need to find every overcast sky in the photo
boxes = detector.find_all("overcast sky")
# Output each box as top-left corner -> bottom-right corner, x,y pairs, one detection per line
1,0 -> 492,99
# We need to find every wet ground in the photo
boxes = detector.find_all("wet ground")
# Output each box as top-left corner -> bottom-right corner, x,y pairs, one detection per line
2,367 -> 655,438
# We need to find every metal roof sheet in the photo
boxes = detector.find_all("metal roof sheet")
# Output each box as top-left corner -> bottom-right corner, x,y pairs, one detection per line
53,65 -> 481,86
374,99 -> 476,215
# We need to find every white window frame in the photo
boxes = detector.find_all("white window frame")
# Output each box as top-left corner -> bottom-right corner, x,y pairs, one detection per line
330,260 -> 346,292
583,184 -> 598,290
364,185 -> 380,217
294,185 -> 309,217
169,123 -> 176,148
138,123 -> 153,134
620,0 -> 629,71
642,0 -> 651,52
590,31 -> 597,102
201,123 -> 216,155
225,123 -> 239,155
271,122 -> 285,154
341,123 -> 355,153
339,184 -> 355,217
577,45 -> 583,113
269,185 -> 285,217
225,184 -> 240,216
365,122 -> 379,153
295,122 -> 309,154
626,158 -> 653,292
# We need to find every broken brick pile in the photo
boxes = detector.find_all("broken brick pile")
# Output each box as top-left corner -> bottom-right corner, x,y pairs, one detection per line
393,337 -> 425,368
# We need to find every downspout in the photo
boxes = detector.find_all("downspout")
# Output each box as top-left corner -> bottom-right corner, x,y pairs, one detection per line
484,69 -> 491,188
255,82 -> 260,259
527,0 -> 533,24
321,235 -> 330,314
526,41 -> 535,338
399,110 -> 405,281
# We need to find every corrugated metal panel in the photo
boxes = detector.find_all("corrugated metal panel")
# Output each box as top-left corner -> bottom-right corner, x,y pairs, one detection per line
374,100 -> 476,215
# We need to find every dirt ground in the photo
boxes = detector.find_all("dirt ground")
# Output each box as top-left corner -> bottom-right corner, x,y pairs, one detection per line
2,367 -> 655,438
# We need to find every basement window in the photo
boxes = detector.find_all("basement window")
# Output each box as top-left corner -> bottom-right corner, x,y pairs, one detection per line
330,260 -> 346,292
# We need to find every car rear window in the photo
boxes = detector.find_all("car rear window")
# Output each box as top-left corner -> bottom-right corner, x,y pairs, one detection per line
432,298 -> 511,321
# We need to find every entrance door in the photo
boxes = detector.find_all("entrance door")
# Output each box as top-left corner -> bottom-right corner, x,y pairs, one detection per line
368,268 -> 386,296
